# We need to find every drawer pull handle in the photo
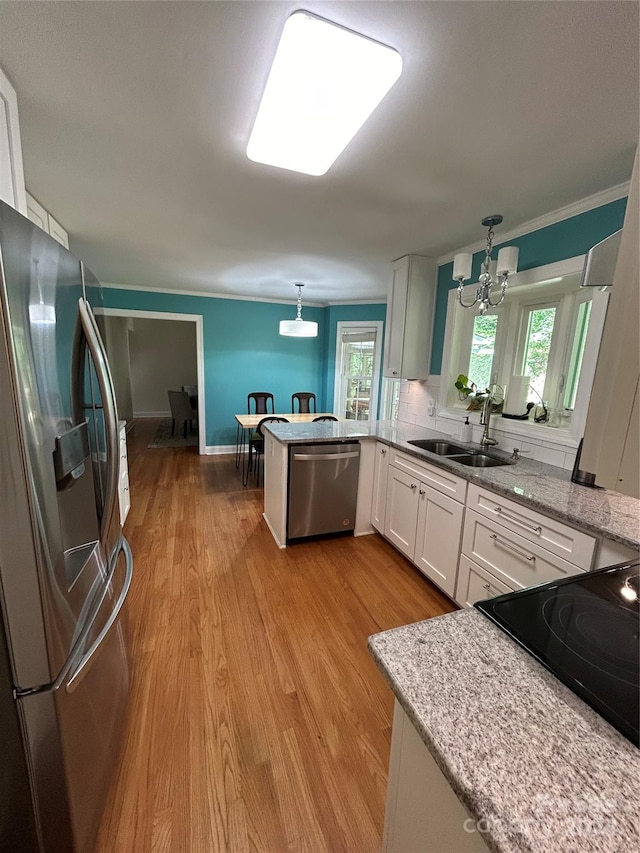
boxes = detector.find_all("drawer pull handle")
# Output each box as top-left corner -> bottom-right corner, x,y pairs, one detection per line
494,507 -> 542,534
381,448 -> 387,456
410,483 -> 417,491
419,488 -> 426,495
482,583 -> 492,591
490,533 -> 536,562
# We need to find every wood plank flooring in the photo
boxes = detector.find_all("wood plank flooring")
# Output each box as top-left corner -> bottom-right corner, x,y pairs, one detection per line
95,420 -> 456,853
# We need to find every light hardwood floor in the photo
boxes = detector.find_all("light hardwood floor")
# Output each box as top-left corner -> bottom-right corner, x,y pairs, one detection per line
95,420 -> 456,853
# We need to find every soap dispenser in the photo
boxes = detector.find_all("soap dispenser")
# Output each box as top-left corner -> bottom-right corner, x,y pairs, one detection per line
461,416 -> 472,443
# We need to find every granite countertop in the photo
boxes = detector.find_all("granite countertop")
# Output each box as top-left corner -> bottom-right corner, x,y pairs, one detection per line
265,420 -> 640,550
368,609 -> 640,853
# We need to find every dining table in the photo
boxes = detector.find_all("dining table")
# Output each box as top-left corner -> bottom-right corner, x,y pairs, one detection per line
234,412 -> 338,486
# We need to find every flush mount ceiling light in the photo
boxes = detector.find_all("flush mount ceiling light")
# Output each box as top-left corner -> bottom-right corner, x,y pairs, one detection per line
453,216 -> 519,314
246,10 -> 403,176
279,283 -> 318,337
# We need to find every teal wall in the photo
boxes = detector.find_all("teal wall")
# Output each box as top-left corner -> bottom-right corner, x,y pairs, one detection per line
430,197 -> 628,374
101,287 -> 386,446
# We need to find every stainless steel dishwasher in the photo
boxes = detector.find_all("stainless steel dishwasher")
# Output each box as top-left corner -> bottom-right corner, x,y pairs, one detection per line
287,442 -> 361,541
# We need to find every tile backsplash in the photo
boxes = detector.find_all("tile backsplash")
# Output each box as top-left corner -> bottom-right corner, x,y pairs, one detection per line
396,379 -> 579,470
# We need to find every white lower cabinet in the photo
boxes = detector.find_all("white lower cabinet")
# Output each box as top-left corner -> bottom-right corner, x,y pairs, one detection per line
414,486 -> 463,597
385,466 -> 420,560
455,555 -> 513,608
371,442 -> 389,532
384,457 -> 465,597
383,699 -> 490,853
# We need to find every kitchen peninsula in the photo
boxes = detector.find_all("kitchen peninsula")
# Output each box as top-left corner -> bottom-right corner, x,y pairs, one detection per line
262,420 -> 640,557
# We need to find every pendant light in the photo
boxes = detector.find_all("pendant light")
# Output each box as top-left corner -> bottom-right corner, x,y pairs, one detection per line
279,283 -> 318,337
453,215 -> 519,314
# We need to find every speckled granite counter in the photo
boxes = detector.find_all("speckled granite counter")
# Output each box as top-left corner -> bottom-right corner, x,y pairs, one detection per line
368,609 -> 640,853
265,420 -> 640,550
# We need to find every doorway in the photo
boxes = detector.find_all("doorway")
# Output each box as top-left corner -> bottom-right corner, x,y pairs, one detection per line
96,309 -> 206,454
333,321 -> 383,423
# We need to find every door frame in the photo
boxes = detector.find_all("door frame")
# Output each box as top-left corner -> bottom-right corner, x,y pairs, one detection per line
333,320 -> 383,423
95,308 -> 205,455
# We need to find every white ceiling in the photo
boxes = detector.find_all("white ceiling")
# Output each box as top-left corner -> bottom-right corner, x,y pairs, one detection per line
0,1 -> 637,305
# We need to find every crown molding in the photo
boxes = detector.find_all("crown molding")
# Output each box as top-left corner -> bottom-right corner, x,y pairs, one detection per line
436,181 -> 630,266
101,281 -> 327,308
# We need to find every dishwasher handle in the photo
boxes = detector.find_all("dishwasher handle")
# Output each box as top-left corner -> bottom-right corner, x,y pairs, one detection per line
292,451 -> 360,462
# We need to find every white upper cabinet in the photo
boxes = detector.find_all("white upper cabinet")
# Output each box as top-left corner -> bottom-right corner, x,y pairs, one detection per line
0,64 -> 27,215
383,255 -> 437,379
26,191 -> 69,249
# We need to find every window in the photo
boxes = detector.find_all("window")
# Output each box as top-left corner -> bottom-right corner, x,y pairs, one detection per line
468,314 -> 499,391
441,263 -> 599,433
334,322 -> 383,423
519,303 -> 558,402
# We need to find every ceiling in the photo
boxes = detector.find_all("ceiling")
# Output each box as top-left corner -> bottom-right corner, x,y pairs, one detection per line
0,1 -> 637,305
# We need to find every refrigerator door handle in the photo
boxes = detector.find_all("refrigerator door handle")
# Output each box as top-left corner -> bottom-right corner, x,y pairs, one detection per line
76,297 -> 120,545
64,538 -> 133,694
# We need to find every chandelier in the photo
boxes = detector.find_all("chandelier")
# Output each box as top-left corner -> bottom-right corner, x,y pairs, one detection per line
279,283 -> 318,337
453,215 -> 519,313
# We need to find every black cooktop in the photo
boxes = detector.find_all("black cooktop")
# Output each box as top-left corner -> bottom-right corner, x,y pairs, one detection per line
475,561 -> 640,747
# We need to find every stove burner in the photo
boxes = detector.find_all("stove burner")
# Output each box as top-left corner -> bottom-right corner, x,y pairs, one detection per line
542,593 -> 639,687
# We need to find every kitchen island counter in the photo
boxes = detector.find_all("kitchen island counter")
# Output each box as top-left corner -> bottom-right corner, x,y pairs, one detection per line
368,608 -> 640,853
264,420 -> 640,550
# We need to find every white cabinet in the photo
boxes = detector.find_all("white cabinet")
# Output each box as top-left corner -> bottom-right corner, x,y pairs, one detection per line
0,64 -> 26,215
454,485 -> 595,607
118,422 -> 130,527
465,484 -> 596,569
371,442 -> 389,532
383,255 -> 437,379
384,450 -> 466,597
383,699 -> 490,853
385,465 -> 420,559
26,191 -> 69,249
455,555 -> 513,608
414,487 -> 464,597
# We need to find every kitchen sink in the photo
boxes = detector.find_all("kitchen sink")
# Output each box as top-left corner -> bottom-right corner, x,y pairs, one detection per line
407,439 -> 469,456
450,453 -> 510,468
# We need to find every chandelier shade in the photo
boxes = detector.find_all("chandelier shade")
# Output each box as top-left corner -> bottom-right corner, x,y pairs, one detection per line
279,283 -> 318,337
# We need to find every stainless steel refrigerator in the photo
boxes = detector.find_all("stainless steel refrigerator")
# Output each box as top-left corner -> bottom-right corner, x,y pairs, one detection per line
0,200 -> 132,852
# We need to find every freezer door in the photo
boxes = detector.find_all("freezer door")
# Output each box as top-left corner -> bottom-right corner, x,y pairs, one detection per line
18,540 -> 132,853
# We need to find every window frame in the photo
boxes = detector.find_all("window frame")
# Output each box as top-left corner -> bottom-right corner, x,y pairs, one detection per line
438,255 -> 609,446
333,321 -> 383,423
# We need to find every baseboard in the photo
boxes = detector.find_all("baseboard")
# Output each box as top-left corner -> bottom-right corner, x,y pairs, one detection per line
204,444 -> 236,455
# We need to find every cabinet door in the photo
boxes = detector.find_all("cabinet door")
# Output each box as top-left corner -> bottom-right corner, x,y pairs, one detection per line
384,466 -> 419,561
0,65 -> 27,214
383,257 -> 410,378
26,191 -> 49,231
414,486 -> 463,597
371,442 -> 389,532
455,555 -> 513,608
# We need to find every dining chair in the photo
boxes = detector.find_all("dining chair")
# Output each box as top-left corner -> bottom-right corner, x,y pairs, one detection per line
292,392 -> 316,414
168,390 -> 198,438
312,415 -> 338,422
248,392 -> 275,415
251,416 -> 289,486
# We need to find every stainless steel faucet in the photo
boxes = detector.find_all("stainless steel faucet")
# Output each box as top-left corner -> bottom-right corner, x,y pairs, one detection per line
480,393 -> 498,449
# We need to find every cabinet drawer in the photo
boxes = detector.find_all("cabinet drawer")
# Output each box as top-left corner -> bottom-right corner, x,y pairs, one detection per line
455,555 -> 514,608
466,484 -> 595,569
462,509 -> 585,590
390,449 -> 467,502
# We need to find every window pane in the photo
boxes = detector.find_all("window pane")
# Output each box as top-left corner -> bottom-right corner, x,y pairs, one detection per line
342,339 -> 374,419
468,315 -> 498,391
564,300 -> 592,410
522,307 -> 556,400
